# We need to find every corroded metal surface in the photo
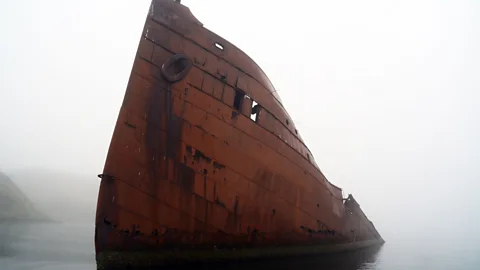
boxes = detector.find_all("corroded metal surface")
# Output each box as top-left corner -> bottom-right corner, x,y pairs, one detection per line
95,0 -> 384,266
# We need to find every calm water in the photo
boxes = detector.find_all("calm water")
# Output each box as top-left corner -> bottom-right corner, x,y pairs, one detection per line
1,223 -> 478,270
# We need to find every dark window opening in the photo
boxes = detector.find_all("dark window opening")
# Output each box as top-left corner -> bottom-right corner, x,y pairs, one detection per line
307,153 -> 310,161
286,119 -> 289,125
295,129 -> 298,135
233,89 -> 245,111
251,100 -> 259,122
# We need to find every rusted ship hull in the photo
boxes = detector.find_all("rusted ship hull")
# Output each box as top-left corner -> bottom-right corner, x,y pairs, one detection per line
95,0 -> 384,268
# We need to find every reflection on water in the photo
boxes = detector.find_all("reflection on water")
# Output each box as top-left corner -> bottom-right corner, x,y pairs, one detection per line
4,222 -> 480,270
186,246 -> 384,270
0,222 -> 95,270
3,222 -> 480,270
0,222 -> 384,270
109,247 -> 384,270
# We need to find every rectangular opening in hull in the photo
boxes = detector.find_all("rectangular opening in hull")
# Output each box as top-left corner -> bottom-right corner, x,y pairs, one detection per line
233,89 -> 245,111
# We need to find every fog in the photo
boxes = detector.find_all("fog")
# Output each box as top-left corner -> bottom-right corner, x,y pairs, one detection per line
1,0 -> 479,246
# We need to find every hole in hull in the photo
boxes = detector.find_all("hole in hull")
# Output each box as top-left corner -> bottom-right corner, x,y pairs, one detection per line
214,42 -> 224,51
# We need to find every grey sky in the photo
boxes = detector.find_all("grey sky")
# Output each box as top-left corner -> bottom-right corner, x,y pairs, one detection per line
1,0 -> 479,241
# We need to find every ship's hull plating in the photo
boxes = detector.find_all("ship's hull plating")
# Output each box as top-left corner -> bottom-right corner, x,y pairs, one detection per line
95,0 -> 384,268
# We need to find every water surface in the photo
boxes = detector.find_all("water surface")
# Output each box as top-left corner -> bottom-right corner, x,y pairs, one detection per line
1,222 -> 478,270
